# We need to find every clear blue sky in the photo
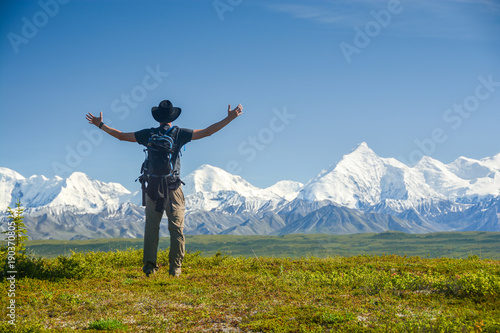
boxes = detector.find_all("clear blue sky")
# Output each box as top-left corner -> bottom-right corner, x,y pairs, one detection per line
1,0 -> 499,191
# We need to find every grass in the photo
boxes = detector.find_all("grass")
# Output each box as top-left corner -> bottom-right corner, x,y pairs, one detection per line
88,319 -> 127,331
0,247 -> 499,332
23,231 -> 500,259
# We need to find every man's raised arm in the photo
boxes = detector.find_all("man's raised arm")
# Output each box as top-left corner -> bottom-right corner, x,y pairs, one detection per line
192,104 -> 243,141
86,111 -> 137,142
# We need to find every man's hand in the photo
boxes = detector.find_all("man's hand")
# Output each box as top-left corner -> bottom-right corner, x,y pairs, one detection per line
86,111 -> 103,127
84,111 -> 136,142
192,104 -> 244,141
227,104 -> 243,120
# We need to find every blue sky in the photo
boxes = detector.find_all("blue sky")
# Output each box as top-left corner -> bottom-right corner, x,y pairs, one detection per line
1,0 -> 499,191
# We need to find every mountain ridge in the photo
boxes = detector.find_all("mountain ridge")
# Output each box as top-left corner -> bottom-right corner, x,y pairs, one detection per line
2,142 -> 500,239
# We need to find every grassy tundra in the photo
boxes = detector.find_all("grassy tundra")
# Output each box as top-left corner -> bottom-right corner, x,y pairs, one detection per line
0,242 -> 499,332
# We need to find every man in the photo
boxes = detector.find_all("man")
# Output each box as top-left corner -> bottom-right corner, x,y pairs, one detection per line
86,100 -> 243,277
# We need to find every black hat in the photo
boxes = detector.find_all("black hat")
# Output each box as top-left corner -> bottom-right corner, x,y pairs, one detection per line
151,100 -> 181,123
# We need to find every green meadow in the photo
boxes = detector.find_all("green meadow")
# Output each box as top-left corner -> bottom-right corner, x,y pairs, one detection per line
1,232 -> 499,332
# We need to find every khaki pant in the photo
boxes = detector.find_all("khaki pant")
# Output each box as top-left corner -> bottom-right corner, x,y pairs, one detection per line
143,186 -> 185,276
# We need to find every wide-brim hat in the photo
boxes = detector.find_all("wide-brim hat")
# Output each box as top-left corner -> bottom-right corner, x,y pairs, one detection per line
151,100 -> 181,123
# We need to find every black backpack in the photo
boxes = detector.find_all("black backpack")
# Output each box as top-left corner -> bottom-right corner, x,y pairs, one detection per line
137,126 -> 180,206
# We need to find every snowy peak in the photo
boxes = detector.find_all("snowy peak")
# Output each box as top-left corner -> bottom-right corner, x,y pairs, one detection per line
11,174 -> 64,209
182,165 -> 292,213
447,157 -> 492,180
414,157 -> 468,199
334,142 -> 380,173
2,170 -> 133,212
350,141 -> 375,155
298,144 -> 500,208
265,180 -> 304,201
182,164 -> 261,197
298,142 -> 421,207
0,167 -> 25,181
64,172 -> 130,197
0,168 -> 26,211
413,155 -> 500,199
307,142 -> 377,181
479,153 -> 500,171
182,164 -> 302,203
49,172 -> 131,211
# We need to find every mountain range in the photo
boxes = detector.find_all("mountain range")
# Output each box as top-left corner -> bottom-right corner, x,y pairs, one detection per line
1,142 -> 499,240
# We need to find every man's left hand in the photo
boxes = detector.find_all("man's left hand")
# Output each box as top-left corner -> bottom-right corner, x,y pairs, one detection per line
227,104 -> 243,120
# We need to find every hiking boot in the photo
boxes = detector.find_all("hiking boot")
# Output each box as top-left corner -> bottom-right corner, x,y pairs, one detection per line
169,268 -> 181,277
145,268 -> 157,277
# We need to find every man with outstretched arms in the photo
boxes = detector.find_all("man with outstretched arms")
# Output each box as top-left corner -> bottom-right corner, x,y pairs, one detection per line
86,100 -> 243,277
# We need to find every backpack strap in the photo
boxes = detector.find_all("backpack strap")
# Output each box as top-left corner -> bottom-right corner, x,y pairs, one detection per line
168,126 -> 179,141
165,125 -> 177,135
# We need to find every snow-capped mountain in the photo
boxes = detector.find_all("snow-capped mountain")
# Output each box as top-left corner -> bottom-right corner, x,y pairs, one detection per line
1,142 -> 499,240
183,164 -> 303,203
182,164 -> 301,213
298,142 -> 500,209
183,164 -> 263,197
0,167 -> 25,211
265,180 -> 304,201
297,143 -> 443,207
1,171 -> 136,213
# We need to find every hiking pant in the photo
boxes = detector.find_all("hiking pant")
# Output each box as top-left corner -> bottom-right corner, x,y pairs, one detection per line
143,186 -> 185,275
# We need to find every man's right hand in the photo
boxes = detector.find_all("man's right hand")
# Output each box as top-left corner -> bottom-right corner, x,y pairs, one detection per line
84,111 -> 136,142
86,111 -> 103,127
